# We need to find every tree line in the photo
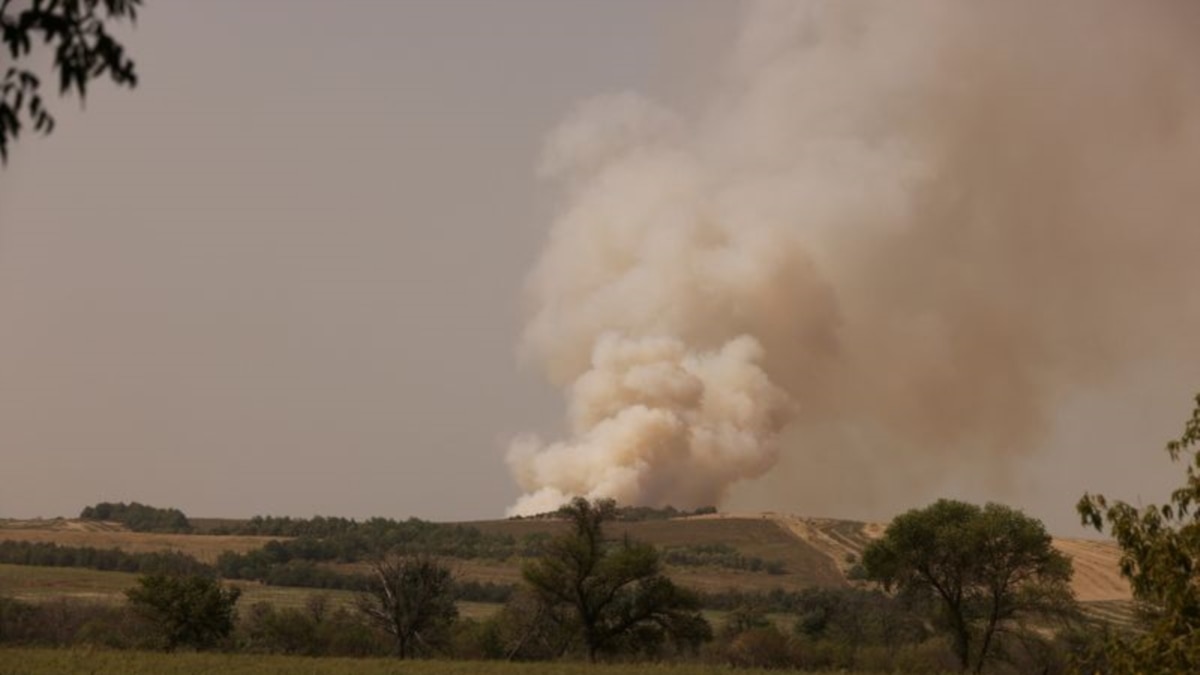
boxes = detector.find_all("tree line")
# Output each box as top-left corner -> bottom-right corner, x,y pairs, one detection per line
0,495 -> 1099,672
0,540 -> 208,576
79,501 -> 192,533
662,543 -> 787,575
9,393 -> 1200,671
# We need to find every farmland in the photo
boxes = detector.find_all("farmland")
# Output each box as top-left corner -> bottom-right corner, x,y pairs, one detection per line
0,511 -> 1138,630
0,512 -> 1132,604
0,509 -> 1144,674
0,519 -> 280,564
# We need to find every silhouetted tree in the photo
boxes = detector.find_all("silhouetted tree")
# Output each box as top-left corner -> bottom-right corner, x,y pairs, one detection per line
356,554 -> 458,658
863,499 -> 1075,673
1078,392 -> 1200,672
0,0 -> 141,163
522,497 -> 712,662
125,573 -> 240,651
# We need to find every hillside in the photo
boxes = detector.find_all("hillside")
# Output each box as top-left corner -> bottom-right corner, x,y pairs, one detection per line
0,518 -> 280,564
0,512 -> 1132,609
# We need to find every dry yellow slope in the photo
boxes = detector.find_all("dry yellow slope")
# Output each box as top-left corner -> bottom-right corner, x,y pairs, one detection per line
1052,538 -> 1131,602
0,519 -> 282,564
766,514 -> 1131,602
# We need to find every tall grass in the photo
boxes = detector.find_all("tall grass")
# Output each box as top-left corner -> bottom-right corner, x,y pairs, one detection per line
0,647 -> 881,675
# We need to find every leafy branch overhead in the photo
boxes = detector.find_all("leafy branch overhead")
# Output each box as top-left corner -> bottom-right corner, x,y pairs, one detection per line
1078,392 -> 1200,672
0,0 -> 141,163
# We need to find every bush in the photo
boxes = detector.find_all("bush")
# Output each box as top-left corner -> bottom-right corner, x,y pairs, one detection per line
237,596 -> 388,657
450,617 -> 508,660
661,543 -> 787,575
723,626 -> 795,669
126,573 -> 241,651
0,596 -> 147,648
891,637 -> 960,673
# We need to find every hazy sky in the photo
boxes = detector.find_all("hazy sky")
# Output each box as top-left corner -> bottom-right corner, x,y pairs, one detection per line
1,1 -> 1197,534
0,0 -> 736,522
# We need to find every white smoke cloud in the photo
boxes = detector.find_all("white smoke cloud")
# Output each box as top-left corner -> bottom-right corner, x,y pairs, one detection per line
508,334 -> 793,516
508,0 -> 1200,515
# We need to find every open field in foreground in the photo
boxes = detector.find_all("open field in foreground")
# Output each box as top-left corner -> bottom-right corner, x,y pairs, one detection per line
0,648 -> 895,675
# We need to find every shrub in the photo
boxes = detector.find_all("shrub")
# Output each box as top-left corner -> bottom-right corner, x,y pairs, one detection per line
724,626 -> 795,669
126,573 -> 241,651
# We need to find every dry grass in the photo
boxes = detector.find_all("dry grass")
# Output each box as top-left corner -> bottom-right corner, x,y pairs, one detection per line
768,515 -> 1132,603
0,522 -> 281,564
0,563 -> 501,619
2,513 -> 1132,605
0,647 -> 881,675
471,516 -> 846,592
1052,538 -> 1132,602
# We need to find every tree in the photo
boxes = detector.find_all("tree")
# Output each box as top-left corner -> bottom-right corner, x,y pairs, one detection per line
521,497 -> 712,662
80,500 -> 192,533
356,553 -> 458,658
862,499 -> 1075,673
1078,392 -> 1200,672
124,573 -> 240,651
1,0 -> 141,163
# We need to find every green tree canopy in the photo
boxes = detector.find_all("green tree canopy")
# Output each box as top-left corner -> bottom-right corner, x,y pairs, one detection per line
125,573 -> 240,651
522,497 -> 711,662
863,499 -> 1075,673
1078,392 -> 1200,672
80,500 -> 192,533
1,0 -> 141,163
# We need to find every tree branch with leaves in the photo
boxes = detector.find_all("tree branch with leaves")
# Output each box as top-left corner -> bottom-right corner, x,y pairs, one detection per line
1,0 -> 141,163
1078,392 -> 1200,673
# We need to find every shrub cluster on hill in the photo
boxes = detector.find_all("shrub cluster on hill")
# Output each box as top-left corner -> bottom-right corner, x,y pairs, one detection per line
508,504 -> 717,521
0,541 -> 210,577
211,552 -> 513,604
78,502 -> 192,533
662,543 -> 786,575
214,516 -> 523,559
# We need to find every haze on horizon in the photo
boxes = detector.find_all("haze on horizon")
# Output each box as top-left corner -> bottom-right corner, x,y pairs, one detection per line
1,0 -> 1197,535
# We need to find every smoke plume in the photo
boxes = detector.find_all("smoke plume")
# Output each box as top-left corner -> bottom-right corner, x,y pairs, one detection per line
507,0 -> 1200,516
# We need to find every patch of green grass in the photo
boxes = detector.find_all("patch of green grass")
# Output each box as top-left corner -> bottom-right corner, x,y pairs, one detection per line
0,564 -> 505,620
0,647 -> 874,674
0,563 -> 137,602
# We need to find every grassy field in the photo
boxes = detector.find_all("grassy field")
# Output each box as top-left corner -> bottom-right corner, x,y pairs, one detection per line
467,516 -> 846,593
2,516 -> 841,593
0,563 -> 505,620
0,521 -> 280,565
1,513 -> 1135,616
0,647 -> 889,675
0,564 -> 136,602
